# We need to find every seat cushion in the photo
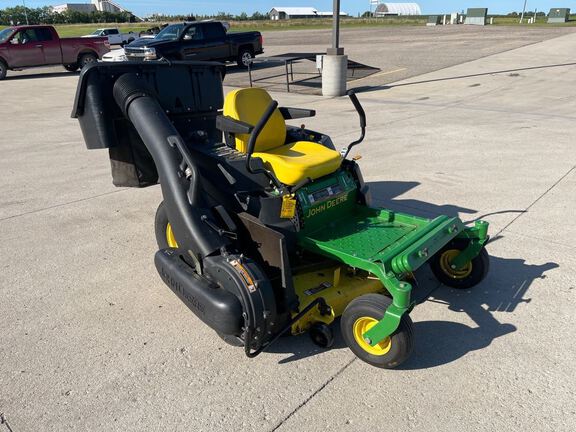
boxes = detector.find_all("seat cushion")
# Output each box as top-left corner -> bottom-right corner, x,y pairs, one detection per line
254,141 -> 342,186
223,88 -> 286,153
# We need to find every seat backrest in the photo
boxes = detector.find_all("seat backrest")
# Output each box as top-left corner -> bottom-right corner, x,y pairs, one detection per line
223,88 -> 286,153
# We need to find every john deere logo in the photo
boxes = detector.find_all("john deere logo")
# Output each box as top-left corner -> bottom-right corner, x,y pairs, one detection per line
307,195 -> 348,217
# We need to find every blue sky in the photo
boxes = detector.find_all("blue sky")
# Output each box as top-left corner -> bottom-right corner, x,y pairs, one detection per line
0,1 -> 570,16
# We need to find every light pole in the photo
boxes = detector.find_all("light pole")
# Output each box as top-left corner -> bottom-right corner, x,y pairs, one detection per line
22,0 -> 29,25
322,0 -> 347,96
520,0 -> 527,24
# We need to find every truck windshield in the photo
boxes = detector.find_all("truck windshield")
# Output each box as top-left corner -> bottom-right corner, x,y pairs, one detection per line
0,28 -> 15,43
90,30 -> 103,36
155,24 -> 186,41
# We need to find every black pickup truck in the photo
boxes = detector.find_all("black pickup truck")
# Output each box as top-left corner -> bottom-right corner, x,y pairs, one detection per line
124,21 -> 263,68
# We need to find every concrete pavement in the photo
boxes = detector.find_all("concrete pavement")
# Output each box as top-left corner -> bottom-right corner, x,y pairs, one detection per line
1,29 -> 575,432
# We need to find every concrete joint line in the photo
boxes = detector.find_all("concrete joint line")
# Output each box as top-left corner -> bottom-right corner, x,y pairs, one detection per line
498,165 -> 576,236
270,357 -> 357,431
0,189 -> 127,223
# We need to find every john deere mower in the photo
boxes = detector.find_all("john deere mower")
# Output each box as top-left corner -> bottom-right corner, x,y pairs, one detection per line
72,62 -> 490,368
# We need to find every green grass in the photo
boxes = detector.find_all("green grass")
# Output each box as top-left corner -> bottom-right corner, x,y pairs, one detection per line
2,16 -> 576,36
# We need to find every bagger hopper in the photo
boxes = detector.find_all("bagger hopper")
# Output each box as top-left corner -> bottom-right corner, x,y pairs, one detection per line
72,62 -> 490,368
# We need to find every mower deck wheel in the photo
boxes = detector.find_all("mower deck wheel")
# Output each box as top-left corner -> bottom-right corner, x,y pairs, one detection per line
430,239 -> 489,289
341,294 -> 414,369
309,322 -> 334,348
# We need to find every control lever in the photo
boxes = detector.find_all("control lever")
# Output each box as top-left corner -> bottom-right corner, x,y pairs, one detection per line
342,90 -> 367,159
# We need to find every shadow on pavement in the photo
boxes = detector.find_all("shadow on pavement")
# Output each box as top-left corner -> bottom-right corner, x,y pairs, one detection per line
4,71 -> 78,81
368,180 -> 477,218
350,62 -> 576,94
400,257 -> 558,370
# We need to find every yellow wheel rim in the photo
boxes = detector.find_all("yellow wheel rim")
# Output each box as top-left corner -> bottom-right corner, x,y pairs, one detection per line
439,249 -> 472,279
353,317 -> 392,356
166,223 -> 179,248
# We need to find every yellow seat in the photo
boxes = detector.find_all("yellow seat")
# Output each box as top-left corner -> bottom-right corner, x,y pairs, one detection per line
223,88 -> 342,186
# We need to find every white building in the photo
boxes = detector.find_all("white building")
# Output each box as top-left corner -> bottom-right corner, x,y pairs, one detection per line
374,3 -> 422,17
53,1 -> 130,14
269,7 -> 348,20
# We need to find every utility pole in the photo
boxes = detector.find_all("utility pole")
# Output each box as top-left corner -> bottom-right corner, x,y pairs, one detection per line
22,0 -> 29,25
520,0 -> 527,24
331,0 -> 341,53
322,0 -> 347,96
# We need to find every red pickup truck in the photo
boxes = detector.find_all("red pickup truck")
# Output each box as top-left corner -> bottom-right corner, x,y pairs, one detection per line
0,25 -> 110,80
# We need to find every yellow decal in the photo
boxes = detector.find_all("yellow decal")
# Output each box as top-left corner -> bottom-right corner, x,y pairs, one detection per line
306,195 -> 348,217
281,195 -> 297,219
231,260 -> 256,292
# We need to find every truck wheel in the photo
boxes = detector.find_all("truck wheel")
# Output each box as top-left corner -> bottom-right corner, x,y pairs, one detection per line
63,64 -> 79,72
236,48 -> 254,68
0,60 -> 7,80
429,239 -> 490,289
154,201 -> 179,249
79,53 -> 98,69
341,294 -> 414,369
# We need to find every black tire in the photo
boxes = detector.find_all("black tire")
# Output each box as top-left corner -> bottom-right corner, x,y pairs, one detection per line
79,53 -> 98,69
236,47 -> 253,68
341,294 -> 414,369
154,201 -> 178,249
429,239 -> 490,289
0,60 -> 7,80
63,63 -> 79,72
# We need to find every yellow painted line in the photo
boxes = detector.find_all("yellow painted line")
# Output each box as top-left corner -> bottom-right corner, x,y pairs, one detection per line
352,67 -> 407,83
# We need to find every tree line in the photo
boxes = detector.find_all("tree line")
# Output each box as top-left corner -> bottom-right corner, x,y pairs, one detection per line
0,6 -> 135,25
0,6 -> 270,26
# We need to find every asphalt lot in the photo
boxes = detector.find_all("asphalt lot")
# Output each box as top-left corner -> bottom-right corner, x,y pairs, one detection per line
1,26 -> 576,431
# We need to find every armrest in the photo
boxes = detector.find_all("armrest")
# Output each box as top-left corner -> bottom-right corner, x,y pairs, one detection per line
216,115 -> 254,134
279,107 -> 316,120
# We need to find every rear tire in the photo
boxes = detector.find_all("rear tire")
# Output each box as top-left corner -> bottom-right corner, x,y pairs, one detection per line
341,294 -> 414,369
236,48 -> 254,68
79,53 -> 98,69
154,201 -> 178,249
0,60 -> 7,80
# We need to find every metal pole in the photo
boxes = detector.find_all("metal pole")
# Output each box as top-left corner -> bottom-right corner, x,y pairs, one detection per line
520,0 -> 527,24
332,0 -> 340,50
22,0 -> 29,25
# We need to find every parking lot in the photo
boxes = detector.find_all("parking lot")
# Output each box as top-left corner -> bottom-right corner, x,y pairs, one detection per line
1,26 -> 576,431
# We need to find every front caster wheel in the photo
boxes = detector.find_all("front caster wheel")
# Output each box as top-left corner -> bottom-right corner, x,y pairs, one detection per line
430,239 -> 489,289
341,294 -> 414,369
154,201 -> 179,249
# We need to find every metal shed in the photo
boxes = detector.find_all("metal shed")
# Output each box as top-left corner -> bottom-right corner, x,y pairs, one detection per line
269,7 -> 347,20
548,8 -> 570,23
465,8 -> 488,26
374,3 -> 422,17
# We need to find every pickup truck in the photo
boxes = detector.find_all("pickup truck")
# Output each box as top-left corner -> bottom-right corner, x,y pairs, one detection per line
0,25 -> 110,80
124,21 -> 263,68
82,28 -> 138,46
